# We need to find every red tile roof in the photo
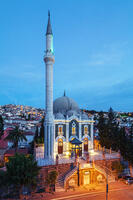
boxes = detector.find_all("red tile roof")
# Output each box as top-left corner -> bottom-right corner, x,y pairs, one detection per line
4,148 -> 28,157
0,128 -> 13,149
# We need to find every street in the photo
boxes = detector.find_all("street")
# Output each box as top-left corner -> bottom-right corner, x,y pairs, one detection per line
28,182 -> 133,200
52,187 -> 133,200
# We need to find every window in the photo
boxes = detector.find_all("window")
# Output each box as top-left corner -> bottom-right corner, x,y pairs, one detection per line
58,139 -> 63,146
84,126 -> 88,135
72,121 -> 76,135
58,125 -> 63,136
72,127 -> 76,135
58,139 -> 63,154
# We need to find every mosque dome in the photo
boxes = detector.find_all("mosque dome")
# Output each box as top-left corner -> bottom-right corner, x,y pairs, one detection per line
81,113 -> 89,120
67,110 -> 79,117
54,112 -> 65,119
53,95 -> 79,114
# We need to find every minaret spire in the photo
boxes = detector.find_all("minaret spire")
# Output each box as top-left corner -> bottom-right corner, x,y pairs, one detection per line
46,10 -> 53,35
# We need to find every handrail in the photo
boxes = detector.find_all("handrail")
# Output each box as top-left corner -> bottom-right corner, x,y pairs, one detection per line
94,164 -> 115,180
64,166 -> 78,187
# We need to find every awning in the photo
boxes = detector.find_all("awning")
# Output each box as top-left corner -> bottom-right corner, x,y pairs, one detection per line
70,138 -> 82,145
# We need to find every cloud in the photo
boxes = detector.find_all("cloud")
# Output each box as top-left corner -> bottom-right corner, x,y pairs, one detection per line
87,52 -> 123,66
86,41 -> 128,66
73,78 -> 133,112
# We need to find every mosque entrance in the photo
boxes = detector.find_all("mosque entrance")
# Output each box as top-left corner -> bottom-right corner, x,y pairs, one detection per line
84,138 -> 88,152
70,138 -> 82,157
58,139 -> 63,154
83,172 -> 90,185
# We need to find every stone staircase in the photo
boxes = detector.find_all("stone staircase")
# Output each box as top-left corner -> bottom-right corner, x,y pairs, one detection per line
56,165 -> 76,192
64,166 -> 78,188
55,159 -> 116,192
94,164 -> 115,183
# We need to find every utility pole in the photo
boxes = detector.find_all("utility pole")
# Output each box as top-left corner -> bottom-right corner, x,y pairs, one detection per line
106,170 -> 108,200
77,160 -> 80,186
103,147 -> 109,200
105,150 -> 108,200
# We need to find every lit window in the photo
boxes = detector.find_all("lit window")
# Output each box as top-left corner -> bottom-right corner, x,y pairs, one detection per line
84,126 -> 88,134
84,138 -> 88,144
58,125 -> 63,136
58,139 -> 63,146
59,127 -> 62,133
72,121 -> 76,135
72,127 -> 76,135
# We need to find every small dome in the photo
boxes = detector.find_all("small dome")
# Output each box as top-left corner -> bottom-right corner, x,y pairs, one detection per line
81,113 -> 89,120
67,110 -> 79,117
54,112 -> 65,119
53,96 -> 79,114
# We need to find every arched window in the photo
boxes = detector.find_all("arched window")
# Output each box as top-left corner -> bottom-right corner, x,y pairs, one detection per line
72,122 -> 76,135
84,138 -> 88,152
58,125 -> 63,136
58,139 -> 63,154
84,126 -> 88,135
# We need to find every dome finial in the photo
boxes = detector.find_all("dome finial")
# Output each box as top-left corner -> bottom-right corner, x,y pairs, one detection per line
64,90 -> 66,97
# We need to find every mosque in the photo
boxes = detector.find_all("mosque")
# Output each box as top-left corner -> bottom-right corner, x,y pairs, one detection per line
43,12 -> 94,162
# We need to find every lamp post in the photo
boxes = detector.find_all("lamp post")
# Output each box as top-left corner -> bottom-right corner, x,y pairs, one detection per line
103,148 -> 108,200
77,161 -> 80,186
106,170 -> 108,200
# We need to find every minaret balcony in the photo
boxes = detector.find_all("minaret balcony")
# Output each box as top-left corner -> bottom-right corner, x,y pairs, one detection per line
44,53 -> 55,63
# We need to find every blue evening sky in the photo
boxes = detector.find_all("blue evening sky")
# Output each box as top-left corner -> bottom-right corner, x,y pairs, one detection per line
0,0 -> 133,111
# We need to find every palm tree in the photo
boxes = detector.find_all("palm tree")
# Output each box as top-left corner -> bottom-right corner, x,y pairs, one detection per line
5,126 -> 27,152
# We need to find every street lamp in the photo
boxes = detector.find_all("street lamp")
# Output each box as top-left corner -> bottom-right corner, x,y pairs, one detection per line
106,170 -> 108,200
103,148 -> 108,200
76,157 -> 80,187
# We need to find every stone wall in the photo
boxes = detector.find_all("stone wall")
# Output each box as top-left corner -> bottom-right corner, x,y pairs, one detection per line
65,167 -> 106,189
38,163 -> 75,188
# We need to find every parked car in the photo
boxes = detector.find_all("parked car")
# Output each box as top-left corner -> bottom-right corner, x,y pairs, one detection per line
124,177 -> 133,185
118,174 -> 130,180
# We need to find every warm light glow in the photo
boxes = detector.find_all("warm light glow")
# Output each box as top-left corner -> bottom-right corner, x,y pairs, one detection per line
66,152 -> 69,156
89,150 -> 99,155
72,127 -> 76,135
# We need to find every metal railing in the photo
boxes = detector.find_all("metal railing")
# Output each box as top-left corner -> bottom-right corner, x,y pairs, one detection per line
64,166 -> 78,187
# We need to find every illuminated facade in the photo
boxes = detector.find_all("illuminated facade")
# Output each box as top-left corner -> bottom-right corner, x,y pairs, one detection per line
53,95 -> 94,158
44,13 -> 94,161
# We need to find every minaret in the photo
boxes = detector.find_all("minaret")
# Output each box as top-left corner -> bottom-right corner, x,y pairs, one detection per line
44,11 -> 55,160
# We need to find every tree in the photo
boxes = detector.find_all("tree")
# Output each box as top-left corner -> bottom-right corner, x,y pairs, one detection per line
6,153 -> 40,195
0,115 -> 4,139
119,127 -> 133,175
28,113 -> 31,120
40,117 -> 44,140
5,126 -> 27,152
130,123 -> 133,142
97,111 -> 110,148
0,170 -> 9,199
0,170 -> 8,187
46,170 -> 58,192
34,118 -> 44,144
111,161 -> 125,175
97,109 -> 133,175
97,108 -> 119,150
